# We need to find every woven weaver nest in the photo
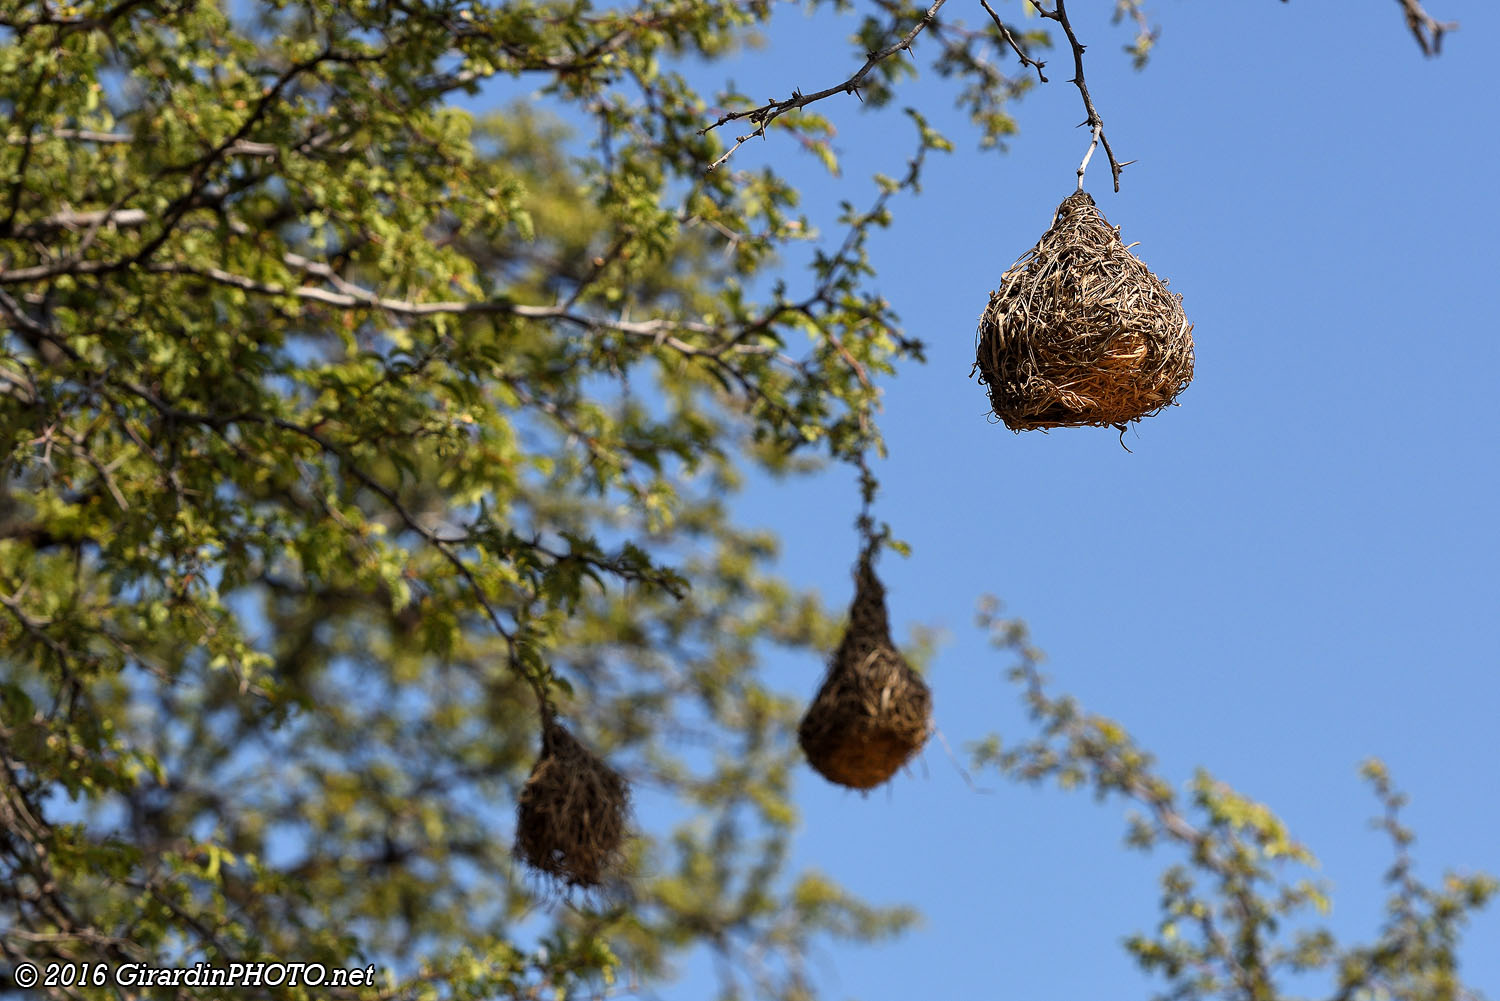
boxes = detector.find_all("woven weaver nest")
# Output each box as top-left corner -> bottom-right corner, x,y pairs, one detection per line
974,190 -> 1194,430
798,555 -> 931,790
514,719 -> 628,889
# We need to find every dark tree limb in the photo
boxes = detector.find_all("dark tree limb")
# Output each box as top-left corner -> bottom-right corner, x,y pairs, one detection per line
1030,0 -> 1131,192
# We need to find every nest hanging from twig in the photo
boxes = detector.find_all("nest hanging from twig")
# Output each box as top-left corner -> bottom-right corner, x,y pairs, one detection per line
514,718 -> 629,889
974,190 -> 1194,430
798,554 -> 931,790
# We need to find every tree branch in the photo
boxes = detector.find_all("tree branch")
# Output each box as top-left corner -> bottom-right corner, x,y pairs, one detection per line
3,130 -> 281,159
978,0 -> 1047,82
698,0 -> 949,171
1030,0 -> 1131,192
1395,0 -> 1456,56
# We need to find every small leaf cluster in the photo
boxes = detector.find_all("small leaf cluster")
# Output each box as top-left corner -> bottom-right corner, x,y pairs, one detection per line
972,599 -> 1494,1001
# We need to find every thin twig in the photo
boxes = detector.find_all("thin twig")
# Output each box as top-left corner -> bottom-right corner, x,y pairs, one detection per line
1076,121 -> 1101,191
698,0 -> 948,171
978,0 -> 1047,82
933,726 -> 993,793
1395,0 -> 1456,56
1030,0 -> 1131,191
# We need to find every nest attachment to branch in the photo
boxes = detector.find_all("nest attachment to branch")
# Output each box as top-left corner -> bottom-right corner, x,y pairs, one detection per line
514,719 -> 629,889
798,555 -> 932,790
974,191 -> 1195,430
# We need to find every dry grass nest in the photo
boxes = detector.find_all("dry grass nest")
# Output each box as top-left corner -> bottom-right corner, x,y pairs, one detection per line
798,556 -> 931,790
514,719 -> 629,889
974,190 -> 1194,430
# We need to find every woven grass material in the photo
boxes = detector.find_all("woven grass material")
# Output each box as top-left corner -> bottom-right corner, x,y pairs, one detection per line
974,190 -> 1194,430
515,719 -> 628,889
798,555 -> 932,790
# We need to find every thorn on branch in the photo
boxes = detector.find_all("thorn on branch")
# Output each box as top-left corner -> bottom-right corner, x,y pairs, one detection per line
1050,0 -> 1126,192
978,0 -> 1047,82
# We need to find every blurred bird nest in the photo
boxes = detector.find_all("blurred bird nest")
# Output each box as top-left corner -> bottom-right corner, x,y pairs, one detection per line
515,718 -> 629,889
798,553 -> 931,790
974,190 -> 1194,430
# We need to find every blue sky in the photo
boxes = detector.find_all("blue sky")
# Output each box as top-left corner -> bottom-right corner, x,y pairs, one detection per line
641,1 -> 1500,999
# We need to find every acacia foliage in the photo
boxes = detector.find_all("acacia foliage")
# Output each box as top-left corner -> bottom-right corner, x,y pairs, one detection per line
0,0 -> 948,996
0,1 -> 958,997
0,2 -> 1489,1001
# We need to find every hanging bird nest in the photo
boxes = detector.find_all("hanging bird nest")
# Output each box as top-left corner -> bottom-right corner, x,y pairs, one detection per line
973,190 -> 1194,430
514,718 -> 629,889
798,553 -> 932,790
